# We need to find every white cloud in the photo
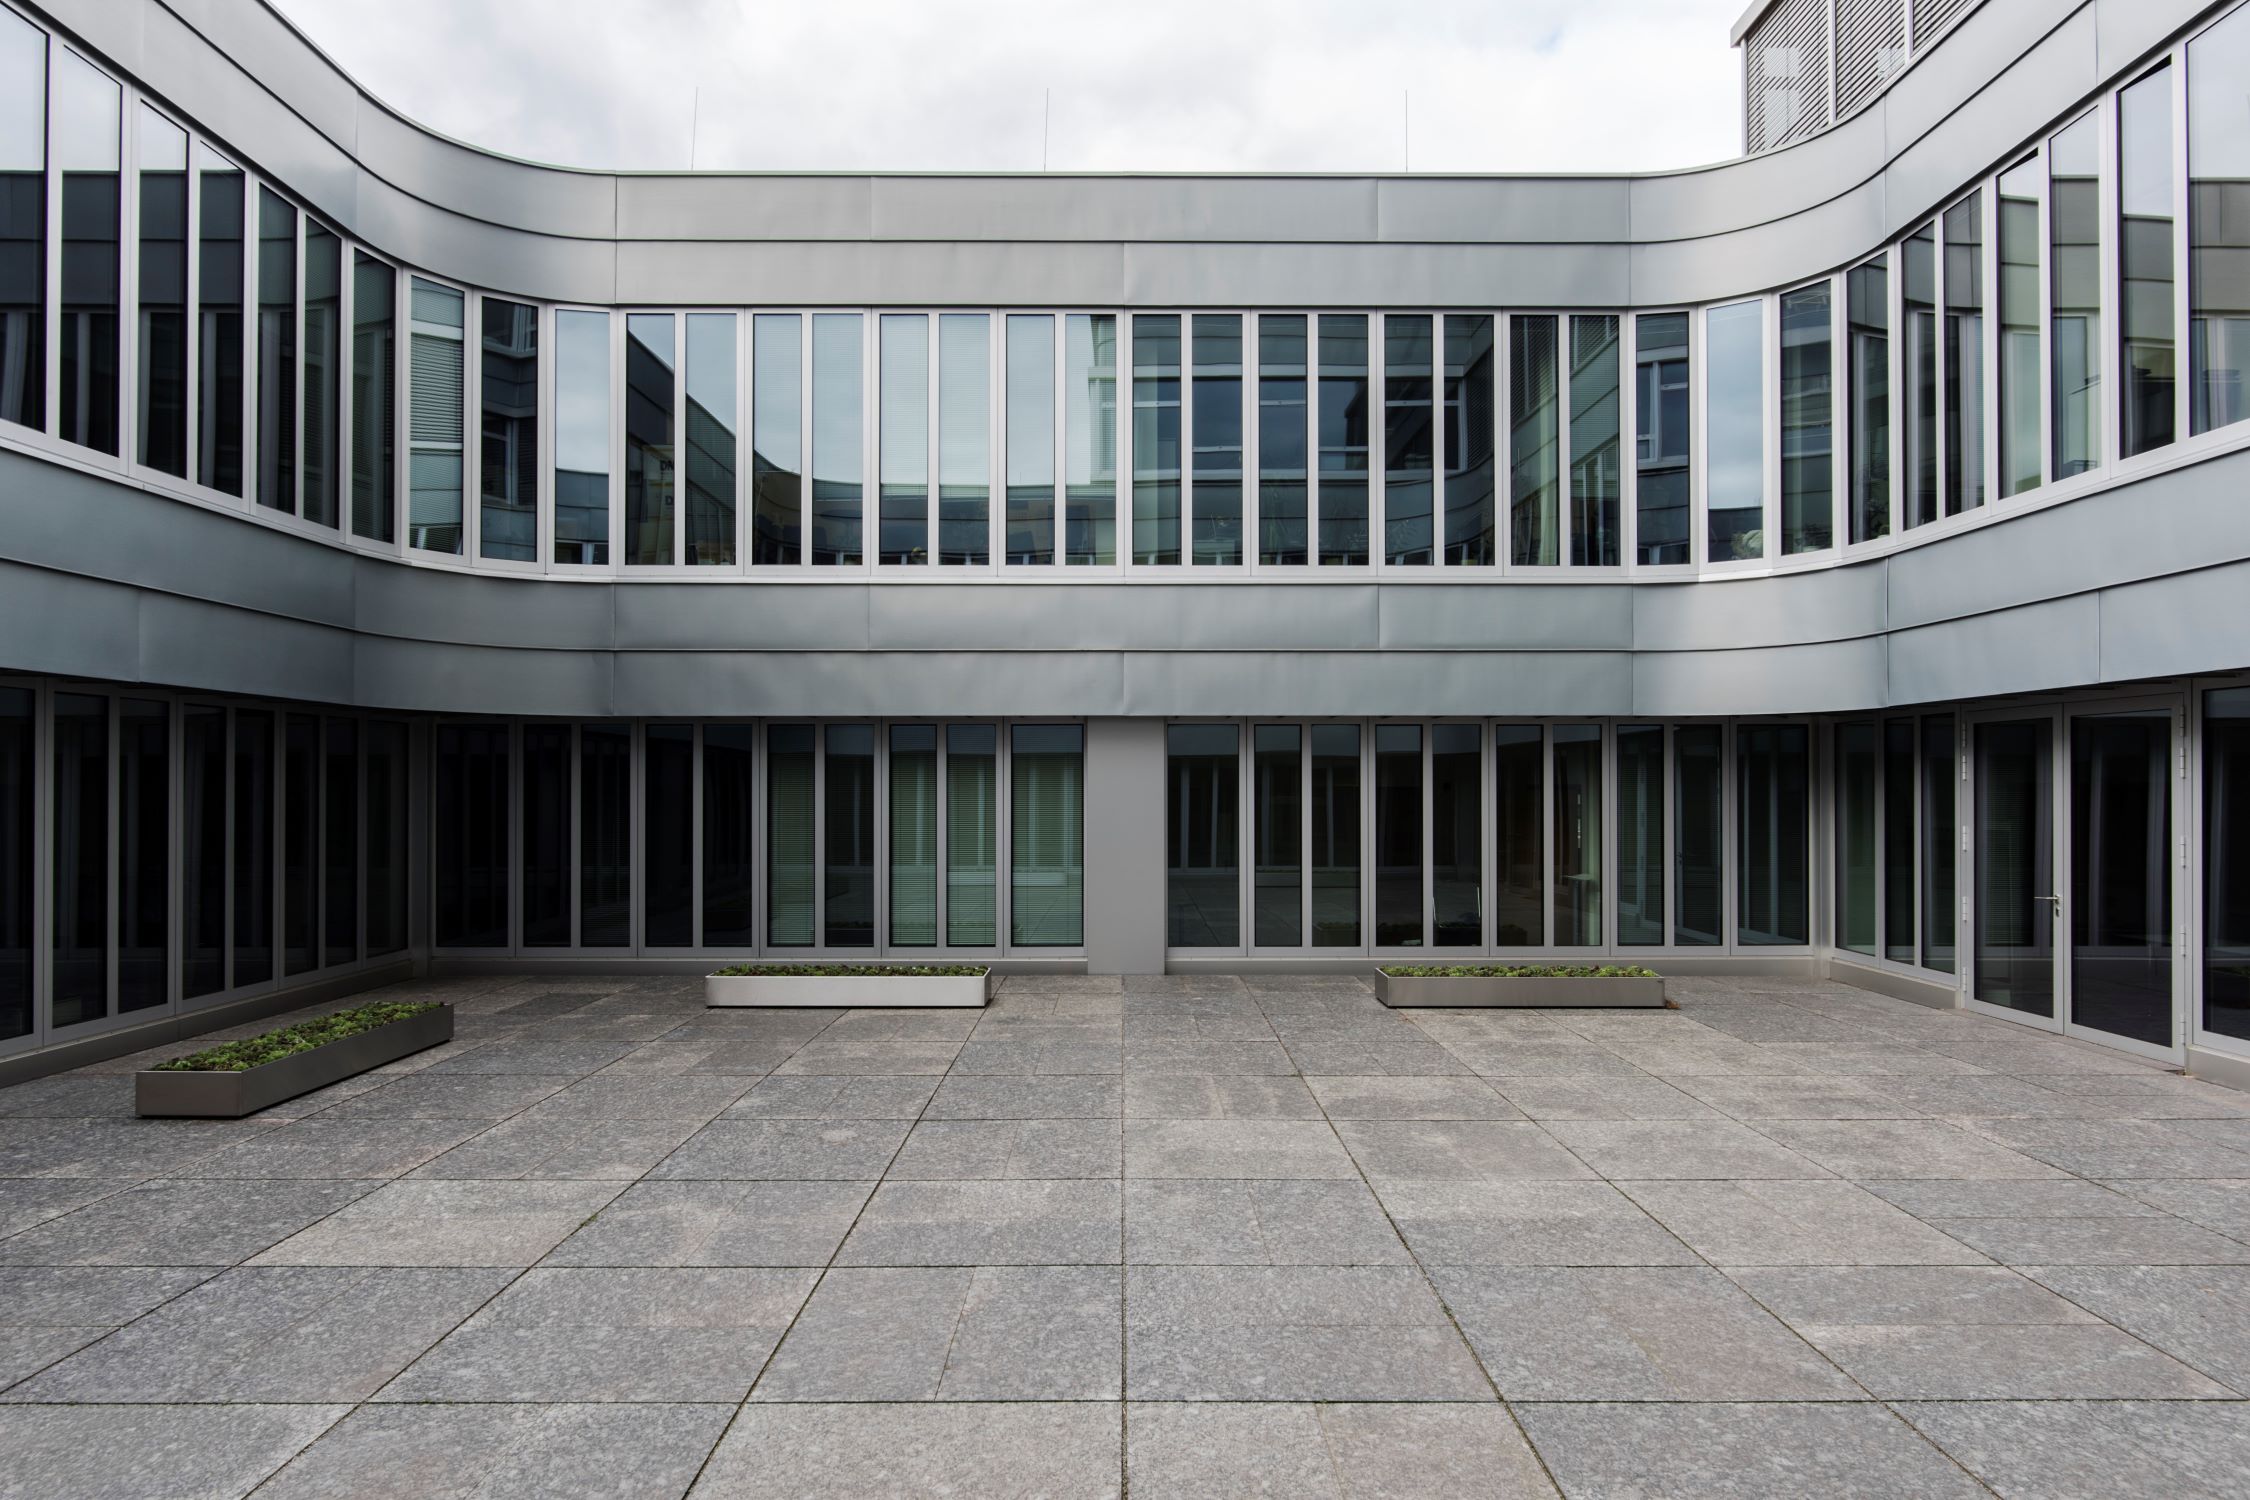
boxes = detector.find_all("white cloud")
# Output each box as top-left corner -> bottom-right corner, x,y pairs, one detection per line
272,0 -> 1745,174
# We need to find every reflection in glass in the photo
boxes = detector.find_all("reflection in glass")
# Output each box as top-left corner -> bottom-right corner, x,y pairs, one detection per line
1011,725 -> 1084,947
256,189 -> 295,512
687,314 -> 737,565
432,722 -> 507,950
1945,192 -> 1986,514
1674,725 -> 1723,946
1259,315 -> 1310,565
1998,158 -> 2042,495
703,725 -> 756,946
1635,313 -> 1691,565
302,223 -> 341,525
811,312 -> 862,565
2191,9 -> 2250,434
2120,65 -> 2176,458
1738,723 -> 1809,945
768,724 -> 815,945
1510,314 -> 1558,565
752,313 -> 801,564
232,709 -> 272,985
1318,314 -> 1369,565
644,724 -> 693,948
0,693 -> 26,1033
824,724 -> 875,946
2052,114 -> 2102,478
880,314 -> 929,564
283,713 -> 316,976
938,315 -> 989,565
890,725 -> 938,946
198,154 -> 244,495
1616,724 -> 1663,946
1569,316 -> 1620,566
1168,724 -> 1240,947
1311,724 -> 1360,946
1838,722 -> 1878,956
1192,314 -> 1244,565
1553,724 -> 1602,947
1384,316 -> 1435,565
1847,258 -> 1890,543
947,724 -> 997,946
137,109 -> 188,478
1443,315 -> 1495,565
2205,690 -> 2250,1039
0,11 -> 43,434
1922,715 -> 1958,974
1903,223 -> 1938,528
181,705 -> 224,998
1974,717 -> 2054,1016
1432,724 -> 1481,946
408,279 -> 465,553
1494,725 -> 1543,946
119,700 -> 166,1011
579,725 -> 631,947
553,309 -> 609,564
1065,314 -> 1117,565
1884,718 -> 1917,964
522,723 -> 569,947
366,720 -> 407,958
2071,715 -> 2174,1046
1253,725 -> 1302,947
1706,301 -> 1764,561
1779,283 -> 1832,553
1132,313 -> 1181,565
351,253 -> 396,542
1374,724 -> 1422,947
1005,314 -> 1055,565
480,297 -> 537,560
52,694 -> 108,1026
57,50 -> 120,456
323,718 -> 357,968
624,312 -> 676,566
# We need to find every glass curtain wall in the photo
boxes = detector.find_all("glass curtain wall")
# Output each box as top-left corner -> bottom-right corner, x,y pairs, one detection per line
1258,315 -> 1309,565
1998,158 -> 2044,496
1923,715 -> 1958,974
1384,316 -> 1435,565
1848,258 -> 1890,543
810,313 -> 862,565
1884,718 -> 1918,964
0,12 -> 44,435
1838,723 -> 1879,955
889,726 -> 937,946
1569,316 -> 1621,566
255,190 -> 295,513
197,150 -> 244,496
1443,315 -> 1496,565
1675,725 -> 1724,946
350,253 -> 396,543
302,223 -> 340,525
1253,726 -> 1302,946
624,313 -> 675,566
824,724 -> 875,946
1005,314 -> 1054,565
1738,724 -> 1810,945
704,725 -> 756,946
1011,725 -> 1083,946
479,298 -> 537,561
554,309 -> 610,564
1132,314 -> 1181,566
136,110 -> 187,479
521,724 -> 569,948
1944,193 -> 1986,515
1903,223 -> 1938,528
644,724 -> 692,948
2119,64 -> 2176,459
1494,725 -> 1543,946
1779,283 -> 1834,553
1311,725 -> 1360,945
1373,725 -> 1422,946
1193,315 -> 1244,565
1063,314 -> 1116,565
1707,301 -> 1764,561
947,725 -> 997,946
56,50 -> 120,457
1510,314 -> 1559,565
1167,724 -> 1239,946
2051,114 -> 2103,478
1553,725 -> 1602,946
1432,724 -> 1481,946
2190,8 -> 2250,435
408,279 -> 465,553
684,313 -> 736,566
1635,313 -> 1691,565
1318,315 -> 1369,565
938,315 -> 989,565
880,314 -> 928,565
752,313 -> 802,564
2206,689 -> 2250,1041
1616,724 -> 1663,946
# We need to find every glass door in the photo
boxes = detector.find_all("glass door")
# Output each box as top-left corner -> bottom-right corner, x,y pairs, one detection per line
2065,705 -> 2181,1059
1968,712 -> 2062,1026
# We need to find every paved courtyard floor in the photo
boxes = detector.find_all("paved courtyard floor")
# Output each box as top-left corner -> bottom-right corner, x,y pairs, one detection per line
4,974 -> 2250,1497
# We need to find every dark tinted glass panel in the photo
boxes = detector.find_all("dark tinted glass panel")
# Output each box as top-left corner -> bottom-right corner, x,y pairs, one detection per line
1848,259 -> 1890,543
1838,722 -> 1878,957
1569,316 -> 1621,566
1903,223 -> 1938,528
119,700 -> 167,1011
57,53 -> 120,456
946,724 -> 997,947
823,725 -> 875,947
283,713 -> 317,976
686,313 -> 736,565
1884,718 -> 1917,963
1706,301 -> 1762,561
579,726 -> 630,947
181,706 -> 225,998
625,313 -> 676,566
1063,314 -> 1116,566
554,309 -> 609,564
1635,313 -> 1691,566
1168,724 -> 1240,947
256,189 -> 295,512
1779,283 -> 1833,553
890,725 -> 937,946
1922,715 -> 1958,974
1432,724 -> 1480,947
302,223 -> 342,525
1974,718 -> 2055,1017
1509,314 -> 1558,565
1192,314 -> 1243,565
351,253 -> 396,542
644,723 -> 693,948
1004,314 -> 1054,565
1311,724 -> 1360,946
0,690 -> 27,1038
703,725 -> 756,947
1738,723 -> 1810,945
1553,725 -> 1602,947
811,313 -> 862,565
1011,725 -> 1084,947
1616,724 -> 1663,946
1132,313 -> 1181,566
1494,725 -> 1542,947
136,111 -> 188,478
1383,316 -> 1434,565
1998,158 -> 2043,495
1259,315 -> 1309,565
1253,725 -> 1302,947
2205,690 -> 2250,1039
2120,65 -> 2176,458
1439,315 -> 1496,567
433,722 -> 507,950
2071,714 -> 2172,1046
753,313 -> 801,564
52,693 -> 107,1026
479,297 -> 538,560
879,314 -> 929,565
1674,725 -> 1723,946
365,720 -> 406,957
1945,192 -> 1986,514
232,709 -> 272,984
522,724 -> 570,948
2052,115 -> 2102,478
2191,9 -> 2250,435
938,315 -> 989,565
1373,725 -> 1422,946
324,718 -> 357,967
768,724 -> 814,944
1318,315 -> 1369,566
0,12 -> 43,434
198,160 -> 244,495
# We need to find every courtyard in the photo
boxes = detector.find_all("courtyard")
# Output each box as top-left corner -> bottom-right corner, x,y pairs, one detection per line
1,974 -> 2248,1498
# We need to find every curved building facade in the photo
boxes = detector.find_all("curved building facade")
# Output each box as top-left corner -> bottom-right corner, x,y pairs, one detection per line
3,0 -> 2250,1082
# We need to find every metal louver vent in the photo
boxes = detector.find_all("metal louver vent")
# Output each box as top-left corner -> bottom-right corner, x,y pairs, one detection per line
1836,0 -> 1907,117
409,333 -> 462,444
1912,0 -> 1979,52
1745,0 -> 1829,152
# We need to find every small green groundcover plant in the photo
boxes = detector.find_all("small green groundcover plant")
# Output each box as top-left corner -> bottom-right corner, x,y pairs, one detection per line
711,963 -> 990,978
152,1000 -> 441,1072
1379,964 -> 1661,979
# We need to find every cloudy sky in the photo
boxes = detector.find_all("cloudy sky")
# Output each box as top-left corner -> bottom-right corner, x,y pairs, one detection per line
270,0 -> 1749,175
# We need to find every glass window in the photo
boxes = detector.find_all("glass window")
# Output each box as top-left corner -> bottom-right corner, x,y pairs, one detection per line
181,705 -> 224,998
283,712 -> 316,976
890,725 -> 938,946
0,690 -> 26,1037
0,11 -> 44,434
686,313 -> 736,565
624,312 -> 675,566
1168,723 -> 1240,947
703,725 -> 756,947
479,297 -> 537,561
1259,315 -> 1310,566
433,722 -> 507,949
811,312 -> 862,566
232,709 -> 272,984
1884,717 -> 1917,964
947,724 -> 997,946
767,724 -> 814,944
1005,314 -> 1055,565
1847,259 -> 1890,544
1837,721 -> 1878,956
1779,283 -> 1834,553
2190,7 -> 2250,435
1318,314 -> 1369,565
938,314 -> 989,566
1998,158 -> 2043,495
52,693 -> 108,1026
1509,314 -> 1559,566
579,725 -> 630,947
554,309 -> 610,564
1374,724 -> 1422,947
1921,715 -> 1958,974
879,313 -> 929,565
119,700 -> 166,1012
1310,724 -> 1359,946
2051,114 -> 2103,478
2120,64 -> 2177,458
2205,688 -> 2250,1040
1737,723 -> 1810,945
521,723 -> 569,948
1253,725 -> 1302,947
351,252 -> 396,543
1945,192 -> 1986,515
1132,313 -> 1182,566
1902,223 -> 1939,529
1706,300 -> 1764,561
56,50 -> 120,456
1569,316 -> 1621,566
824,724 -> 875,946
752,312 -> 802,565
255,189 -> 295,513
408,278 -> 465,554
1616,724 -> 1663,946
1384,315 -> 1435,565
1064,313 -> 1116,565
1192,314 -> 1244,565
1494,725 -> 1543,946
644,724 -> 692,948
1635,313 -> 1691,566
1011,724 -> 1083,947
1432,723 -> 1481,946
197,151 -> 244,496
323,718 -> 357,968
1674,724 -> 1723,946
137,108 -> 188,479
1443,315 -> 1496,566
1553,724 -> 1602,947
302,222 -> 341,525
365,720 -> 406,958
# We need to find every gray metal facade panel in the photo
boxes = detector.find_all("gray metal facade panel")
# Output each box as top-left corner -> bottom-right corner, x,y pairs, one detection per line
865,583 -> 1382,654
1633,563 -> 1887,651
867,175 -> 1379,245
1885,593 -> 2100,703
351,566 -> 619,653
2098,560 -> 2250,684
347,97 -> 618,243
1631,637 -> 1888,717
1117,651 -> 1638,718
1377,584 -> 1633,652
1630,187 -> 1893,308
138,595 -> 355,703
0,563 -> 142,683
617,174 -> 877,243
613,239 -> 1130,309
612,582 -> 871,653
151,0 -> 356,151
1374,178 -> 1635,244
352,637 -> 614,717
1084,718 -> 1166,974
351,174 -> 618,305
606,650 -> 1132,719
1119,241 -> 1634,311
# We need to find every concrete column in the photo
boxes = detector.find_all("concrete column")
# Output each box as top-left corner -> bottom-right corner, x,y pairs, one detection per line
1083,717 -> 1165,975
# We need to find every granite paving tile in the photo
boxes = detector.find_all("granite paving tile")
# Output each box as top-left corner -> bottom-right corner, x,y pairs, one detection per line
2022,1264 -> 2250,1394
1378,1180 -> 1698,1265
1123,1074 -> 1325,1119
543,1180 -> 875,1266
836,1179 -> 1121,1265
1517,1401 -> 1989,1499
1488,1073 -> 1722,1120
923,1074 -> 1122,1119
1619,1178 -> 1987,1265
1303,1075 -> 1521,1120
1898,1399 -> 2250,1499
1332,1120 -> 1594,1182
1542,1118 -> 1832,1179
688,1402 -> 1120,1499
649,1118 -> 913,1180
0,1178 -> 379,1267
1751,1118 -> 2066,1180
248,1179 -> 622,1267
1124,1179 -> 1410,1265
886,1118 -> 1120,1178
1124,1119 -> 1357,1179
0,1402 -> 350,1500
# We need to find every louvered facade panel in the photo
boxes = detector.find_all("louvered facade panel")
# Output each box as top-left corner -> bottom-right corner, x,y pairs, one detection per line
1837,0 -> 1908,116
1745,0 -> 1831,152
1911,0 -> 1980,51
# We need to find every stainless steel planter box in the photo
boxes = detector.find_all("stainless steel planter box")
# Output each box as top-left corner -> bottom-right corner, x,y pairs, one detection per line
706,970 -> 995,1009
135,1005 -> 455,1118
1375,972 -> 1666,1009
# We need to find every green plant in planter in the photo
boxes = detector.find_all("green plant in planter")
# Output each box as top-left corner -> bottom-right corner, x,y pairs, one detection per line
152,1001 -> 441,1072
711,963 -> 990,978
1379,964 -> 1661,979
